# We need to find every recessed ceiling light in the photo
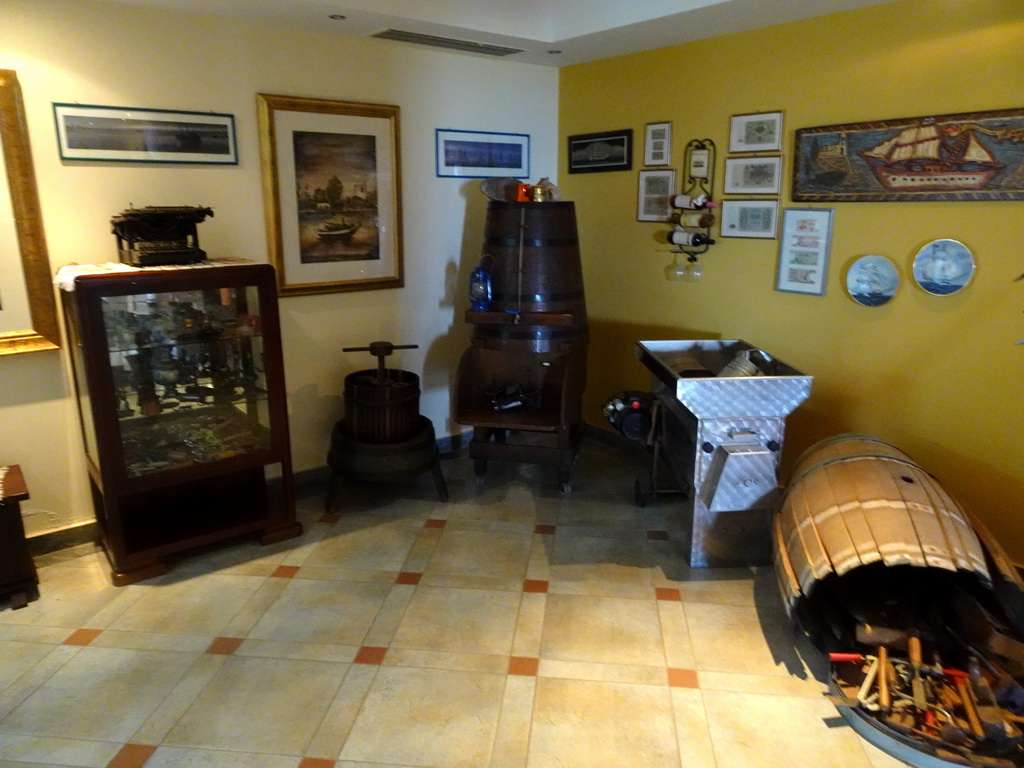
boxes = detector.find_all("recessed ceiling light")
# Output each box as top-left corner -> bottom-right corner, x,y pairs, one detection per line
328,14 -> 347,20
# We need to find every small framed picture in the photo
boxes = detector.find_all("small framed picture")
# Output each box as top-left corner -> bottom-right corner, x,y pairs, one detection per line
776,207 -> 834,296
724,156 -> 782,194
435,128 -> 529,178
568,129 -> 632,173
637,169 -> 677,222
643,121 -> 672,166
720,200 -> 779,239
688,147 -> 710,179
729,111 -> 784,153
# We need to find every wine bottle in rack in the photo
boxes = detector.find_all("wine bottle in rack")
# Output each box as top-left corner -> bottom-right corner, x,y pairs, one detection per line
671,193 -> 709,210
673,211 -> 715,228
667,229 -> 715,247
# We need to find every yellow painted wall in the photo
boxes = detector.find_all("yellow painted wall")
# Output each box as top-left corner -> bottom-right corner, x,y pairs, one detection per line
560,1 -> 1024,557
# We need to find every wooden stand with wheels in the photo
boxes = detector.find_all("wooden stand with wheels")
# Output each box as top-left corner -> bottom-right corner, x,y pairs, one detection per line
0,466 -> 39,609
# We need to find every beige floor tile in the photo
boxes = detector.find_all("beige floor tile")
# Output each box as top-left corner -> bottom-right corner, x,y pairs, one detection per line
144,745 -> 300,767
383,648 -> 509,674
340,665 -> 505,768
511,592 -> 545,658
660,567 -> 759,606
686,601 -> 806,676
0,733 -> 121,768
305,663 -> 378,760
702,690 -> 874,768
538,658 -> 668,686
546,535 -> 655,597
235,638 -> 357,662
540,593 -> 666,667
698,669 -> 829,697
131,654 -> 227,745
163,656 -> 348,754
106,574 -> 265,635
0,646 -> 197,742
0,645 -> 80,721
247,578 -> 392,645
305,517 -> 425,572
528,677 -> 680,768
658,600 -> 696,669
0,641 -> 54,692
424,528 -> 532,583
89,630 -> 213,653
390,585 -> 520,656
489,675 -> 535,768
0,563 -> 125,630
671,688 -> 717,768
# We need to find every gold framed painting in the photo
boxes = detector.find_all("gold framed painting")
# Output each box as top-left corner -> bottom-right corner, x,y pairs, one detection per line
257,94 -> 403,296
0,69 -> 59,355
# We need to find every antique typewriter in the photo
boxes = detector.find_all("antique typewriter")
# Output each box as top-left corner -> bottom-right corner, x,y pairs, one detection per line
111,205 -> 214,266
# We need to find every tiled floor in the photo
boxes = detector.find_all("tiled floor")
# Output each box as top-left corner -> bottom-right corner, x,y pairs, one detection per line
0,438 -> 904,768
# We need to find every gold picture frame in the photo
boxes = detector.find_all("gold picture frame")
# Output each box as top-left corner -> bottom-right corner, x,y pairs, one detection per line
257,94 -> 403,296
0,70 -> 59,355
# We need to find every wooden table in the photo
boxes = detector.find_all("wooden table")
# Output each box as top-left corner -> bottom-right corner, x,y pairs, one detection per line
0,465 -> 39,609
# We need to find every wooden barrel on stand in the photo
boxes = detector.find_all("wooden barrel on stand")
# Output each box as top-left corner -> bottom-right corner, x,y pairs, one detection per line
343,368 -> 420,444
474,201 -> 587,355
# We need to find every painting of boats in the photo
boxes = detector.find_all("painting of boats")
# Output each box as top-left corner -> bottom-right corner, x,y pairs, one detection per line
794,108 -> 1024,202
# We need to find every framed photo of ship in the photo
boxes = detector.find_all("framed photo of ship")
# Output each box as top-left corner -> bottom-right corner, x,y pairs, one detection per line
793,107 -> 1024,202
257,94 -> 402,296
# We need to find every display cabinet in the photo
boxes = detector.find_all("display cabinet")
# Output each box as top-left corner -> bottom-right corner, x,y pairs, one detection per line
60,261 -> 302,585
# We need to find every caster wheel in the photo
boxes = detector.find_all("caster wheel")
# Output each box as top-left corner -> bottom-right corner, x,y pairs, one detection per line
474,459 -> 487,477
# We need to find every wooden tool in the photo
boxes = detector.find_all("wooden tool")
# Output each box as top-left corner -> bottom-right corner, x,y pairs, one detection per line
908,636 -> 928,711
877,646 -> 891,712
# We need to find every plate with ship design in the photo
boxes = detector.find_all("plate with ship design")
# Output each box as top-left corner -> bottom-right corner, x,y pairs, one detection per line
912,239 -> 975,296
846,255 -> 899,306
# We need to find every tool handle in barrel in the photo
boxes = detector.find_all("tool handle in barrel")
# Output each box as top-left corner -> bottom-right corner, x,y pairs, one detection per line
877,646 -> 891,712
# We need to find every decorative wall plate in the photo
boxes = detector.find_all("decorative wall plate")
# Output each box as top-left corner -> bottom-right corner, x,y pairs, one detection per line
846,255 -> 899,306
912,239 -> 975,295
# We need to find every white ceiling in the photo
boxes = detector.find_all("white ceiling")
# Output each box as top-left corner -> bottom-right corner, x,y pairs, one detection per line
106,0 -> 898,66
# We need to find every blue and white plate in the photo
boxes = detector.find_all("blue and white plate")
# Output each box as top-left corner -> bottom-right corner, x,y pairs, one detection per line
846,255 -> 899,306
912,239 -> 975,296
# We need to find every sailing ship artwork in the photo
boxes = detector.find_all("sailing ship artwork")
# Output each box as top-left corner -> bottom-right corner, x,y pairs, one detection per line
847,255 -> 900,306
912,239 -> 976,296
293,130 -> 380,264
794,108 -> 1024,202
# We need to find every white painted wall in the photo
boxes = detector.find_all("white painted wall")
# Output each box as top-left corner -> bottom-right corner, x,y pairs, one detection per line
0,0 -> 558,535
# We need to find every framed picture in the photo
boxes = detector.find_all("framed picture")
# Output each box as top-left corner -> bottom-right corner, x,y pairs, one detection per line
257,93 -> 402,296
637,169 -> 677,222
643,121 -> 672,166
1,69 -> 59,355
568,129 -> 632,173
729,111 -> 784,153
724,156 -> 782,194
52,103 -> 237,164
720,199 -> 779,239
775,207 -> 834,296
435,129 -> 529,178
793,107 -> 1024,202
688,147 -> 710,179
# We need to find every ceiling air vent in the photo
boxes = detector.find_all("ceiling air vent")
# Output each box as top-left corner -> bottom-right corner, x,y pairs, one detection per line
371,29 -> 523,57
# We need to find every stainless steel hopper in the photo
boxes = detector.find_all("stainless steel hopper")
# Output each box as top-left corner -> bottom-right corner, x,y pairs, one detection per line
636,339 -> 812,567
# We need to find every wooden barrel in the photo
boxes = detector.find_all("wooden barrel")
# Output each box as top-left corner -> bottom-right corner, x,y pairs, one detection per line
343,368 -> 420,444
774,433 -> 989,611
474,201 -> 587,354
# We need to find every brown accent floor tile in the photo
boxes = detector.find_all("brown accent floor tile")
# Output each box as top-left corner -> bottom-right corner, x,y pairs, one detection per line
106,743 -> 157,768
647,530 -> 670,540
534,524 -> 556,535
207,636 -> 244,655
668,668 -> 699,688
424,518 -> 447,529
508,656 -> 540,676
355,645 -> 388,665
298,758 -> 336,768
272,565 -> 300,578
64,628 -> 102,646
655,587 -> 682,601
523,579 -> 549,593
395,571 -> 422,585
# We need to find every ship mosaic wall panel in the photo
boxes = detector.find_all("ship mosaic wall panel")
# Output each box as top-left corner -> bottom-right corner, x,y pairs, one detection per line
793,108 -> 1024,202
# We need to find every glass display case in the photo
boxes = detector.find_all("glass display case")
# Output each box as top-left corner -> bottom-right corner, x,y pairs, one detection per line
60,261 -> 301,585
